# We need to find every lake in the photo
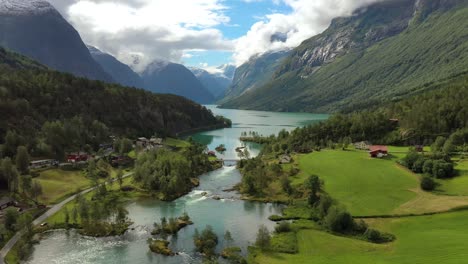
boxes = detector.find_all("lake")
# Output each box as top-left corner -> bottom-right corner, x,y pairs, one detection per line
26,106 -> 328,264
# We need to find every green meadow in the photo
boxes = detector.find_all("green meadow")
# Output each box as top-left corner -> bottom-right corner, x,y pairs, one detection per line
297,150 -> 418,216
436,158 -> 468,195
254,210 -> 468,264
34,169 -> 91,205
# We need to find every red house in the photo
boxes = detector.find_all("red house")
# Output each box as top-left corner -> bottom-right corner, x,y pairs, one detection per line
369,145 -> 388,158
67,152 -> 90,163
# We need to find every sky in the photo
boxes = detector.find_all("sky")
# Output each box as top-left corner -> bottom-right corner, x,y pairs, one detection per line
47,0 -> 381,72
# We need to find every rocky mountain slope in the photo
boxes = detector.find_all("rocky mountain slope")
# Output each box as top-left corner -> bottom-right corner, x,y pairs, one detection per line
0,0 -> 113,82
141,61 -> 215,104
88,46 -> 144,88
190,67 -> 234,99
221,0 -> 468,113
219,50 -> 290,104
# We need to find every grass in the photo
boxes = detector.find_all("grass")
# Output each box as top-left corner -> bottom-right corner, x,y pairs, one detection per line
254,210 -> 468,264
435,158 -> 468,195
163,138 -> 190,148
297,150 -> 418,216
33,169 -> 91,205
46,176 -> 144,226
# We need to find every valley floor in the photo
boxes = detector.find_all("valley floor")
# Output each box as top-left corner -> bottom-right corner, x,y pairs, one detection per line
252,149 -> 468,263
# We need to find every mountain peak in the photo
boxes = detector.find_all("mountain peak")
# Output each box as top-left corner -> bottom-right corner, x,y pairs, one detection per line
0,0 -> 56,16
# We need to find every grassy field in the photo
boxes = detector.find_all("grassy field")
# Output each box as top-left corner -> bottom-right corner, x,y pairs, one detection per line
254,210 -> 468,264
436,158 -> 468,195
296,150 -> 418,216
33,169 -> 91,205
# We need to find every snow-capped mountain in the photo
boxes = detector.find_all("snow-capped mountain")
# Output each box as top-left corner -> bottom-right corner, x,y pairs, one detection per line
189,67 -> 234,99
0,0 -> 113,82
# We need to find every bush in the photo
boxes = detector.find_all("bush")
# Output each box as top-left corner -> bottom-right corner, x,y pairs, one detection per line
324,206 -> 354,233
255,225 -> 271,250
275,221 -> 291,233
421,176 -> 436,191
364,228 -> 381,242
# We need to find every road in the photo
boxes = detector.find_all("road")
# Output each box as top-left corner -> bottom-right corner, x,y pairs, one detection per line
0,172 -> 134,264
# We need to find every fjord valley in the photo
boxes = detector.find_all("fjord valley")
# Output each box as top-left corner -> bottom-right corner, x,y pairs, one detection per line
0,0 -> 467,263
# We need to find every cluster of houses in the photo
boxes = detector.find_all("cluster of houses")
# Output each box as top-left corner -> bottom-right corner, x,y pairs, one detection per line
135,137 -> 163,151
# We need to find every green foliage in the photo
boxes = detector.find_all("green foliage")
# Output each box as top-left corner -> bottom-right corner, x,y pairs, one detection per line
134,145 -> 212,200
194,225 -> 219,257
15,146 -> 29,174
4,207 -> 19,231
255,225 -> 271,250
420,176 -> 436,191
0,47 -> 223,163
323,206 -> 354,233
274,221 -> 291,233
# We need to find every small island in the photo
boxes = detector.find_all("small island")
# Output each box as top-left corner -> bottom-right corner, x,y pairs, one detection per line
151,212 -> 193,235
148,239 -> 175,256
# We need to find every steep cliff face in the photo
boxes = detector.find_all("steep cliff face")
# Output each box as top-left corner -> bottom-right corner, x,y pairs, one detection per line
220,50 -> 290,104
281,0 -> 416,76
0,0 -> 114,82
222,0 -> 468,113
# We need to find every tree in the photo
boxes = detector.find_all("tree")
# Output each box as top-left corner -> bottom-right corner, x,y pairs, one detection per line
31,181 -> 43,202
15,146 -> 29,174
3,130 -> 20,158
1,158 -> 19,193
442,138 -> 455,154
431,136 -> 446,152
72,206 -> 78,224
87,159 -> 98,183
324,206 -> 354,233
224,230 -> 234,247
20,175 -> 32,195
4,208 -> 19,231
255,225 -> 271,250
306,175 -> 322,206
280,175 -> 293,195
194,225 -> 218,256
243,148 -> 250,159
64,207 -> 70,226
117,169 -> 124,189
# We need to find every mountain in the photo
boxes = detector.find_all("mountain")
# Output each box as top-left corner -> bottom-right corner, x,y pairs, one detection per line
0,46 -> 225,143
221,0 -> 468,113
0,0 -> 113,82
190,67 -> 233,99
217,64 -> 236,80
141,61 -> 215,104
88,45 -> 144,88
219,50 -> 291,104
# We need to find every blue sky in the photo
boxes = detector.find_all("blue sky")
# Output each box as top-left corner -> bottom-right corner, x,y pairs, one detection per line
182,1 -> 292,67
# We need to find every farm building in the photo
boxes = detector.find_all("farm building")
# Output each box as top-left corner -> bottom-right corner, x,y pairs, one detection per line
369,145 -> 388,158
67,152 -> 91,163
354,141 -> 372,150
136,137 -> 163,150
29,159 -> 59,169
279,154 -> 292,164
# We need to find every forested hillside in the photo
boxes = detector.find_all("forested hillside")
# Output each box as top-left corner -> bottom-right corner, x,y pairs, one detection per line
271,73 -> 468,153
0,47 -> 226,159
221,0 -> 468,113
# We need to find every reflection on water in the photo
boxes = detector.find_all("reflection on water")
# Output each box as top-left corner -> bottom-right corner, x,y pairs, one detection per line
27,107 -> 327,264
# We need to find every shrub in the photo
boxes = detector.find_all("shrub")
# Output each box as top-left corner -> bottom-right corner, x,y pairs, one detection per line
421,176 -> 436,191
255,225 -> 271,250
364,228 -> 381,242
324,206 -> 354,233
275,221 -> 291,233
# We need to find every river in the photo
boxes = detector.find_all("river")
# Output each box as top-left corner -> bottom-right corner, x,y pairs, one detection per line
26,106 -> 328,264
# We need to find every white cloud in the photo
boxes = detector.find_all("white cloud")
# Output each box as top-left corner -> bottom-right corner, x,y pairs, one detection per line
49,0 -> 234,71
232,0 -> 381,65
